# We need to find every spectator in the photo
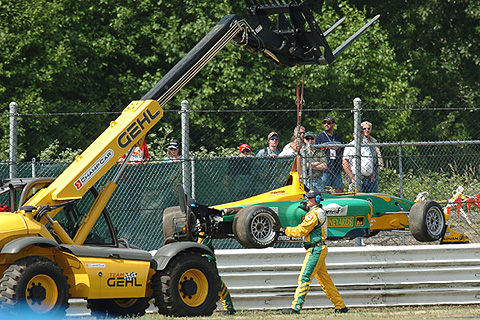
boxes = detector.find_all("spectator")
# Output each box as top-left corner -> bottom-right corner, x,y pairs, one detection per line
342,131 -> 374,192
239,143 -> 252,156
281,189 -> 348,314
361,121 -> 383,192
281,125 -> 305,153
279,135 -> 298,157
163,140 -> 183,162
300,131 -> 327,191
120,140 -> 150,164
314,116 -> 344,193
225,144 -> 254,200
255,132 -> 280,158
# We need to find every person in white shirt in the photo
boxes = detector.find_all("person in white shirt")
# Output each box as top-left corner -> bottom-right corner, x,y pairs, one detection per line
281,126 -> 305,152
342,131 -> 374,192
279,135 -> 298,157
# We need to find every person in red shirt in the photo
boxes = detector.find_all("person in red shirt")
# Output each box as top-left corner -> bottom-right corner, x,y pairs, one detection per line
120,141 -> 150,164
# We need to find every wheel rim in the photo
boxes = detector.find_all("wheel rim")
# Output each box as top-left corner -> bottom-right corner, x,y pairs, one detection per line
426,206 -> 444,238
26,274 -> 58,314
178,268 -> 208,307
250,211 -> 276,245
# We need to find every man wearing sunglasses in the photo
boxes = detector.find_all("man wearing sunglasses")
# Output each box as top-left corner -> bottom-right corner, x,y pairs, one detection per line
281,125 -> 305,153
255,132 -> 280,158
314,116 -> 344,193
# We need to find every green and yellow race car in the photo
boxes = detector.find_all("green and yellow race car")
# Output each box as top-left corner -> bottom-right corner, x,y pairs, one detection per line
164,163 -> 469,248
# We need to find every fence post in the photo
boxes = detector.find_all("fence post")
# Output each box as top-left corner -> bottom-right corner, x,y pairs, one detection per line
398,144 -> 404,198
181,100 -> 191,196
353,98 -> 363,247
9,101 -> 18,179
31,158 -> 36,178
353,97 -> 362,192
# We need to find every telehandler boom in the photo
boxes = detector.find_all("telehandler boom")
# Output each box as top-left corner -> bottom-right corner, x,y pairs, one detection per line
0,1 -> 377,317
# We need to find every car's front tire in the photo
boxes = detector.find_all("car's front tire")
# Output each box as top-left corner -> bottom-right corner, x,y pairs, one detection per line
233,205 -> 280,248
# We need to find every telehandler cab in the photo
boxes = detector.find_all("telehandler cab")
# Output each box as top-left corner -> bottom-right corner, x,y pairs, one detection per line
0,1 -> 378,317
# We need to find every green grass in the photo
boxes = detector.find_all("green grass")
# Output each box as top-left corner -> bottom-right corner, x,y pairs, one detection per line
83,305 -> 480,320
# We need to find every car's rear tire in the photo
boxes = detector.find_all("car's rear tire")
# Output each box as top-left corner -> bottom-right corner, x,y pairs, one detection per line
409,201 -> 446,242
233,205 -> 280,248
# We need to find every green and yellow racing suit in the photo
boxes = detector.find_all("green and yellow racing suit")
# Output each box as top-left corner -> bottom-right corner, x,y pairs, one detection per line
284,205 -> 346,312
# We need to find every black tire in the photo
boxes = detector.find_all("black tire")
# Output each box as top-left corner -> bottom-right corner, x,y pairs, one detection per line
0,256 -> 70,317
87,297 -> 150,318
409,200 -> 446,242
364,229 -> 380,238
163,206 -> 198,243
233,205 -> 280,248
152,251 -> 219,317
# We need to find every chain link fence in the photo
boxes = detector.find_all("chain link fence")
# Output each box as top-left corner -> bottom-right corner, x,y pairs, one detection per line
1,141 -> 479,250
1,101 -> 480,250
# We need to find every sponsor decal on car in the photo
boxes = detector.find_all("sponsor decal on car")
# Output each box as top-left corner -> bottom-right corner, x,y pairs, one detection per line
277,235 -> 303,242
323,203 -> 348,216
268,207 -> 279,213
355,216 -> 365,227
329,216 -> 354,227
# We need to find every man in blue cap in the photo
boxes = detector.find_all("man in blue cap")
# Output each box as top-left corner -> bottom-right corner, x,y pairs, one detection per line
281,189 -> 348,314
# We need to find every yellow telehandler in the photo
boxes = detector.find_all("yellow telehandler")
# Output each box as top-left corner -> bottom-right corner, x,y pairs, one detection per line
0,1 -> 377,317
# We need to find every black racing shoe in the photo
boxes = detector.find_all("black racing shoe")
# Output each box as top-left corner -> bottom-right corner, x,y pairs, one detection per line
222,309 -> 236,315
282,309 -> 299,314
334,307 -> 349,313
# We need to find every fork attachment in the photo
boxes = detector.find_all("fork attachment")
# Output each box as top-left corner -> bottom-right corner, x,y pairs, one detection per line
238,1 -> 379,67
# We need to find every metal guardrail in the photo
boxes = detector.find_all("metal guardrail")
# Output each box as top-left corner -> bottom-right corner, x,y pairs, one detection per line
67,244 -> 480,316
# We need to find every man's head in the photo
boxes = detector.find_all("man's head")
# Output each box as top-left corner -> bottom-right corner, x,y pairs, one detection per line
239,143 -> 251,156
361,121 -> 372,138
304,189 -> 323,206
267,131 -> 279,149
323,116 -> 335,133
167,140 -> 181,155
304,131 -> 315,144
293,126 -> 306,138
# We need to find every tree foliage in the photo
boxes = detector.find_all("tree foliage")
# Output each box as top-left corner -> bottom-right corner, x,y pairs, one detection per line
0,0 -> 478,160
